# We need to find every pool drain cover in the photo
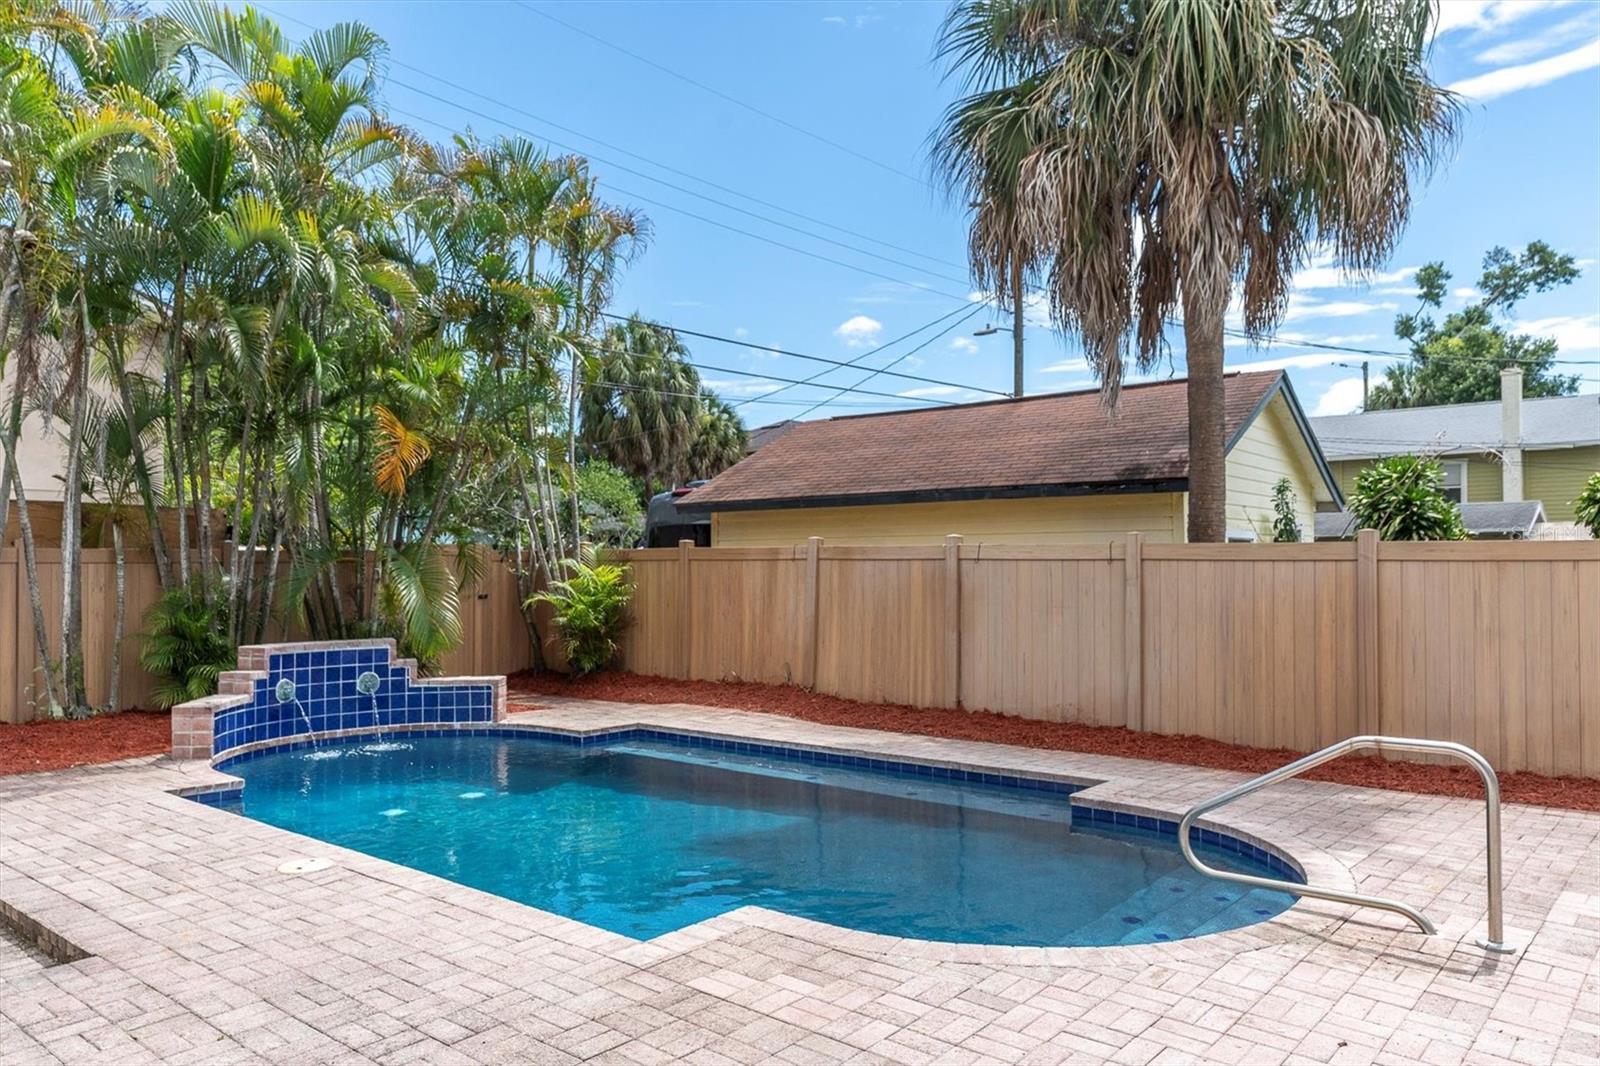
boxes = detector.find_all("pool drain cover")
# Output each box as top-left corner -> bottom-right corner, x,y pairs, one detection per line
276,857 -> 334,875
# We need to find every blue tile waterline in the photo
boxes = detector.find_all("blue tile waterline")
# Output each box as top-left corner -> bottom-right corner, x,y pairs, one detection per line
202,731 -> 1302,946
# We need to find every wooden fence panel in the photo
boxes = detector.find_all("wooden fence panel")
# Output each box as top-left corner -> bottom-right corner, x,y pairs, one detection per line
617,551 -> 681,679
1139,554 -> 1358,751
688,553 -> 807,684
959,555 -> 1124,725
815,551 -> 946,707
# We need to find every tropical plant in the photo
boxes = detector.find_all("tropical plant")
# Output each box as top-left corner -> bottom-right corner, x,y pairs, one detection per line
139,585 -> 238,708
528,544 -> 632,675
577,461 -> 644,547
1348,456 -> 1468,542
1574,473 -> 1600,540
580,316 -> 699,493
686,391 -> 747,481
932,0 -> 1457,540
1270,478 -> 1302,543
0,1 -> 695,709
1368,243 -> 1582,409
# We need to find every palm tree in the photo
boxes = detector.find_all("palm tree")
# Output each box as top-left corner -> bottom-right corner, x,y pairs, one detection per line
934,0 -> 1456,540
686,391 -> 747,481
580,315 -> 700,494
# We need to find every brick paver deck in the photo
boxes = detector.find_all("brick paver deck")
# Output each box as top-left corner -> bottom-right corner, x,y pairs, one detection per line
2,699 -> 1596,1065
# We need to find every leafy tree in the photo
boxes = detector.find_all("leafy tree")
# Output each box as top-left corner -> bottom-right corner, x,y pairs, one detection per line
1270,478 -> 1302,543
577,461 -> 644,547
1348,456 -> 1467,541
686,391 -> 747,481
931,0 -> 1455,541
1574,474 -> 1600,540
1368,242 -> 1581,409
580,315 -> 699,494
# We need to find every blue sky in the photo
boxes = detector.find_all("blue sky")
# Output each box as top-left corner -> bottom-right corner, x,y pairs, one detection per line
266,0 -> 1600,426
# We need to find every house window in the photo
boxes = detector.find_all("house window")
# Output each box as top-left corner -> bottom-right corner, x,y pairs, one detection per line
1440,461 -> 1467,504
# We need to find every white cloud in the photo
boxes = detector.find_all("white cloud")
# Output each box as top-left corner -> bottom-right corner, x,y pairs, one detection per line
1514,313 -> 1600,353
1283,294 -> 1399,322
1475,7 -> 1600,63
1448,37 -> 1600,100
834,314 -> 883,348
1291,259 -> 1416,292
733,326 -> 749,339
1433,1 -> 1569,38
949,336 -> 979,355
1312,376 -> 1368,417
701,379 -> 783,398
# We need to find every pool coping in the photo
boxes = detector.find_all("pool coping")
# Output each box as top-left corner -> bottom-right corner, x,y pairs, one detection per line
165,713 -> 1370,966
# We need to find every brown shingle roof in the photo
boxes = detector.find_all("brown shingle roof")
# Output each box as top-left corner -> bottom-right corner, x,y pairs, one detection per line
684,371 -> 1284,510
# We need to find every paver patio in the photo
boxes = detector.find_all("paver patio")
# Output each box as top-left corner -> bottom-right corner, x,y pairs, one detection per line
2,698 -> 1597,1065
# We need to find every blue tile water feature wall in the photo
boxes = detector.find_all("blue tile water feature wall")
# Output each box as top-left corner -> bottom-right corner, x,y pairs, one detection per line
209,644 -> 496,757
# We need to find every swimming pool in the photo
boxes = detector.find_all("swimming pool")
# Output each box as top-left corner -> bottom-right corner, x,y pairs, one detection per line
211,731 -> 1298,947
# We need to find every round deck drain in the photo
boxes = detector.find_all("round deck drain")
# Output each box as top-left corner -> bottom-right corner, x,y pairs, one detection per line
276,857 -> 334,875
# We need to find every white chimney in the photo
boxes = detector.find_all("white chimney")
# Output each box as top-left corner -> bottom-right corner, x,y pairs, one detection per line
1501,366 -> 1523,502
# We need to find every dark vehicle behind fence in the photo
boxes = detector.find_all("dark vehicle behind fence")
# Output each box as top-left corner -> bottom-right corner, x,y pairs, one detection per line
644,481 -> 711,547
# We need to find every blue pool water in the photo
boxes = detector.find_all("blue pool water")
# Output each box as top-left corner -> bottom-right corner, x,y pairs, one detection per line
216,733 -> 1297,946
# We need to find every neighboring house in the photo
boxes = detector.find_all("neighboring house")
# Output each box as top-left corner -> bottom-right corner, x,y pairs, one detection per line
745,420 -> 800,454
1309,368 -> 1600,526
1314,500 -> 1546,541
681,370 -> 1339,546
2,347 -> 191,550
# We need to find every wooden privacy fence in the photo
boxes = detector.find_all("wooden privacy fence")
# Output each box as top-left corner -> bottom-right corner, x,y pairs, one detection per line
0,546 -> 538,723
614,533 -> 1600,778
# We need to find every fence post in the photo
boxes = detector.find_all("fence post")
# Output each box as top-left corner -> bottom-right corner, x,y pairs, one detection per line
1123,531 -> 1144,731
1356,528 -> 1380,734
944,534 -> 962,709
678,539 -> 694,680
801,537 -> 821,689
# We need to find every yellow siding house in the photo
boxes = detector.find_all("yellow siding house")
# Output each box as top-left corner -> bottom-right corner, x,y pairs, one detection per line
686,371 -> 1340,547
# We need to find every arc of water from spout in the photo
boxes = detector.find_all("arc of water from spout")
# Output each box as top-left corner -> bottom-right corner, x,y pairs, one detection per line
274,678 -> 320,750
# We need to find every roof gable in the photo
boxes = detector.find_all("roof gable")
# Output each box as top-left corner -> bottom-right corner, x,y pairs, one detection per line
686,371 -> 1300,511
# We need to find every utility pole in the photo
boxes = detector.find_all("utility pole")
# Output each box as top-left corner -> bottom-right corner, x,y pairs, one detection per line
1336,360 -> 1371,409
1010,259 -> 1024,398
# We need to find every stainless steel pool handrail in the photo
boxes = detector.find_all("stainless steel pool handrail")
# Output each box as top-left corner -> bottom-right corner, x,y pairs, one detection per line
1177,735 -> 1515,954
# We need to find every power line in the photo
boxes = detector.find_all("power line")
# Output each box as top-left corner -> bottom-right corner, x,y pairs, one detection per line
790,305 -> 989,420
256,3 -> 963,273
382,99 -> 978,308
512,1 -> 933,189
593,304 -> 1008,403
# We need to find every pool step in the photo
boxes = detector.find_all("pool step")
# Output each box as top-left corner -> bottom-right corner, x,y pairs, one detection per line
1069,869 -> 1286,946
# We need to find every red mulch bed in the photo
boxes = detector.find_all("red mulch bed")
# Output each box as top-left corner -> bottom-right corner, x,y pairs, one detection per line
0,711 -> 170,776
510,672 -> 1600,813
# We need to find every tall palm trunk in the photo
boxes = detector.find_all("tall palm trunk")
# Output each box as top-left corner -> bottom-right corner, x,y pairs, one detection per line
108,335 -> 172,590
166,262 -> 190,589
1183,288 -> 1227,543
58,295 -> 93,713
2,445 -> 60,713
108,516 -> 125,712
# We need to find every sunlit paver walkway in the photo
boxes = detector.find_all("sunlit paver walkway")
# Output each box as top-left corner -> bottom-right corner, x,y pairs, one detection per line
2,699 -> 1597,1065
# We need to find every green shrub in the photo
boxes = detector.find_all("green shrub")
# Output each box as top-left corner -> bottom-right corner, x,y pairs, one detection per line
1348,455 -> 1468,541
578,461 -> 645,547
1270,477 -> 1302,543
1574,472 -> 1600,538
139,585 -> 238,708
529,545 -> 632,675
